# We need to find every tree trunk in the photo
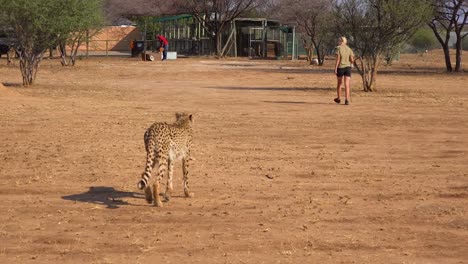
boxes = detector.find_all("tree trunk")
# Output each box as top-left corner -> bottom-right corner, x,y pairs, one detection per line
216,33 -> 222,56
70,34 -> 85,66
442,45 -> 453,72
318,44 -> 327,66
319,50 -> 327,66
305,44 -> 314,64
355,56 -> 378,92
214,20 -> 223,56
361,67 -> 377,92
315,46 -> 324,66
310,40 -> 320,65
454,33 -> 462,72
70,40 -> 80,66
59,43 -> 69,66
428,23 -> 453,72
306,48 -> 313,63
71,48 -> 78,66
19,51 -> 43,86
301,38 -> 313,63
6,49 -> 13,64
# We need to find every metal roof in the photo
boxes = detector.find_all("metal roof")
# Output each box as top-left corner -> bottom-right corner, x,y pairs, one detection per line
153,14 -> 193,23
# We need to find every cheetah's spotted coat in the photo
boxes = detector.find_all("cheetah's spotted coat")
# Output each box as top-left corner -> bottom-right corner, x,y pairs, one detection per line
138,112 -> 194,207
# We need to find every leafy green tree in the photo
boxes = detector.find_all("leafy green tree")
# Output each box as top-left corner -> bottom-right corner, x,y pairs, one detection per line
335,0 -> 433,91
0,0 -> 104,85
409,28 -> 439,51
1,0 -> 61,85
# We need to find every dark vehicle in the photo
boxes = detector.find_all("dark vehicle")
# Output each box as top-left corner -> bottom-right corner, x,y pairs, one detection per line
0,29 -> 16,63
131,40 -> 145,57
0,43 -> 9,54
0,39 -> 14,63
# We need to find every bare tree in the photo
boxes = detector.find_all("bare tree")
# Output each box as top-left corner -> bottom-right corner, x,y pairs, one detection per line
453,2 -> 468,71
276,0 -> 335,65
428,0 -> 467,72
104,0 -> 174,21
335,0 -> 432,92
175,0 -> 264,56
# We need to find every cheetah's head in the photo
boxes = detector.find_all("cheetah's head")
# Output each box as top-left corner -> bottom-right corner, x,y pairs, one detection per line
175,112 -> 193,124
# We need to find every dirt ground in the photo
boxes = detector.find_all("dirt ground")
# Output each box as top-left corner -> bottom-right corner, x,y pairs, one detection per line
0,51 -> 467,264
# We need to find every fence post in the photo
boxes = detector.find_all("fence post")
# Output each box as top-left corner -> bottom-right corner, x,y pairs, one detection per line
106,40 -> 108,57
292,26 -> 296,61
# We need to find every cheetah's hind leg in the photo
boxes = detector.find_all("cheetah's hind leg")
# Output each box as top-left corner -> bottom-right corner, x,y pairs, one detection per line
182,158 -> 195,198
163,159 -> 174,202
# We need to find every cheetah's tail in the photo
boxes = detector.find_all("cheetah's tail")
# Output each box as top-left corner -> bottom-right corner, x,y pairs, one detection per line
138,170 -> 152,190
139,132 -> 155,190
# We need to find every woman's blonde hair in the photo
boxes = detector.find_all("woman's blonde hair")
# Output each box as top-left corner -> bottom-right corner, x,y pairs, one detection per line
339,36 -> 347,44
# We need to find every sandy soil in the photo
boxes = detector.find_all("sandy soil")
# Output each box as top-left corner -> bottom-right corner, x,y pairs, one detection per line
0,51 -> 467,264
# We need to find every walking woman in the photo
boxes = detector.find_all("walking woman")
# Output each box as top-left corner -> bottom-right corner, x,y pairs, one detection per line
334,36 -> 354,105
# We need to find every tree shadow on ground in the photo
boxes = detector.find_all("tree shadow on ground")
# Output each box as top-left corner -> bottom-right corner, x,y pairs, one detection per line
245,64 -> 452,77
205,86 -> 333,92
253,68 -> 332,75
378,68 -> 450,76
2,82 -> 22,87
262,100 -> 330,105
62,186 -> 144,209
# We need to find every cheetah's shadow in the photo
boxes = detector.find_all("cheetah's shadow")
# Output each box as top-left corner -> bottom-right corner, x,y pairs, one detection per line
62,186 -> 145,209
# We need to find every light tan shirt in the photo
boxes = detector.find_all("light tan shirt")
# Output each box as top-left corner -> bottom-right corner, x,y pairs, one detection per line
335,45 -> 354,68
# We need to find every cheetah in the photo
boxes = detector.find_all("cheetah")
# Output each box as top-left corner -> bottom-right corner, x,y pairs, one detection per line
137,112 -> 194,207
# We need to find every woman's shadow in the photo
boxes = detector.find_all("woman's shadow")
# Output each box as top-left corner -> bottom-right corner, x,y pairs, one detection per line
62,186 -> 144,209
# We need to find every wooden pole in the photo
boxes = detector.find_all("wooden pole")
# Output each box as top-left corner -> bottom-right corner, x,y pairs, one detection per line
262,19 -> 267,58
233,20 -> 237,57
143,17 -> 147,61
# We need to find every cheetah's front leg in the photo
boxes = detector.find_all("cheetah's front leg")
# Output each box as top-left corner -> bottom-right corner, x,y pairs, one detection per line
144,186 -> 153,204
152,181 -> 163,207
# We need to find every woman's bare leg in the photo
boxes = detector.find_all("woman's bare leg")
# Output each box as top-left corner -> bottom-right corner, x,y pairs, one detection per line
344,76 -> 351,101
336,76 -> 343,99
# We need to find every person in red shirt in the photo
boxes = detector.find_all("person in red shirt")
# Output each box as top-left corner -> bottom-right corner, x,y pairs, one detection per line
156,34 -> 169,61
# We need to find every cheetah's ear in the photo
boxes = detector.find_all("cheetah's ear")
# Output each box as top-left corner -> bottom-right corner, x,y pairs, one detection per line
189,114 -> 193,122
